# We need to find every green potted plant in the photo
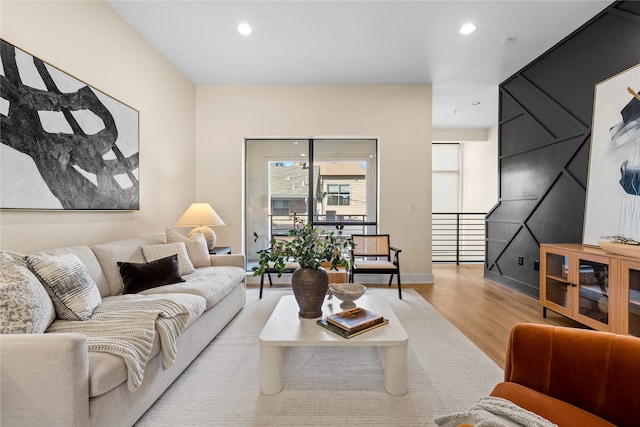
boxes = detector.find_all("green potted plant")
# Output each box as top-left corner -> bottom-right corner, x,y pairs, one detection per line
252,217 -> 354,318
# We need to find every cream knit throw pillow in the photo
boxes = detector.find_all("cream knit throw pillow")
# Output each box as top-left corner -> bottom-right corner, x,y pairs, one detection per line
165,228 -> 210,268
141,242 -> 195,275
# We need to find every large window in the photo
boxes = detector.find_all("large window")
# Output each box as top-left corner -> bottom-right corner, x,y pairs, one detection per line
245,138 -> 377,270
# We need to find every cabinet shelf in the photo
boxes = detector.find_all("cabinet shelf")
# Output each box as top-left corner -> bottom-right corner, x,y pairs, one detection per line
546,274 -> 569,284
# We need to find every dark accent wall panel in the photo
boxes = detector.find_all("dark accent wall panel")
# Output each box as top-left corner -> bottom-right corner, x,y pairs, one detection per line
485,1 -> 640,298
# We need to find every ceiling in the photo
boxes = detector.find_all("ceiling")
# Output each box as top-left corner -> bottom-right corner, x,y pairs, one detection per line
107,0 -> 612,130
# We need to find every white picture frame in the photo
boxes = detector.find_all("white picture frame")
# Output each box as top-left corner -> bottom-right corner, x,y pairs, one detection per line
583,63 -> 640,246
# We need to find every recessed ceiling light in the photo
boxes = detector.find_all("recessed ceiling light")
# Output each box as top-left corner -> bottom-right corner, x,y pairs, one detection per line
459,23 -> 477,35
237,23 -> 252,36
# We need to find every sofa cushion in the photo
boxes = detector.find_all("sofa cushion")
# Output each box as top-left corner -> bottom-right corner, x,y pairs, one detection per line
166,228 -> 210,268
139,265 -> 245,310
0,252 -> 55,333
26,253 -> 102,321
85,292 -> 203,397
88,350 -> 133,398
87,319 -> 162,397
118,255 -> 185,294
141,242 -> 195,275
91,236 -> 165,295
86,336 -> 162,397
491,382 -> 617,427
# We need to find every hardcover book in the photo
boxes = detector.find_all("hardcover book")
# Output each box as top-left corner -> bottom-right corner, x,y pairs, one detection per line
317,318 -> 389,339
326,307 -> 384,333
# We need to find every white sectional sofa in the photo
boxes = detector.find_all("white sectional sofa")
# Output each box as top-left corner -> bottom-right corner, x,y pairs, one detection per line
0,231 -> 246,427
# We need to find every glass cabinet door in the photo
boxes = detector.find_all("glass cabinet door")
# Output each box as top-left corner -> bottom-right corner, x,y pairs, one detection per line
544,252 -> 571,311
625,263 -> 640,336
576,259 -> 609,326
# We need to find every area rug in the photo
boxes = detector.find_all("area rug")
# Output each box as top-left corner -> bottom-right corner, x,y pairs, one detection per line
135,288 -> 504,426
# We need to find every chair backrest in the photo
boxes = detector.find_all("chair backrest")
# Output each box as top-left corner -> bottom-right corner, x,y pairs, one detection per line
351,235 -> 390,258
505,323 -> 640,427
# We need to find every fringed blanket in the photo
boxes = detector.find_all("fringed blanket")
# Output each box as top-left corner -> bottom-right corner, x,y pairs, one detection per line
47,294 -> 206,391
435,396 -> 558,427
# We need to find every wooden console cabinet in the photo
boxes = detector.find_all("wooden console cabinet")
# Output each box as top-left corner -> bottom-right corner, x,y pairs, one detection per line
540,243 -> 640,336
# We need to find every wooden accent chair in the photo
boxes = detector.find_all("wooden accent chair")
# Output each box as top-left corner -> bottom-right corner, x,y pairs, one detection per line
257,236 -> 300,299
349,234 -> 402,299
259,262 -> 299,299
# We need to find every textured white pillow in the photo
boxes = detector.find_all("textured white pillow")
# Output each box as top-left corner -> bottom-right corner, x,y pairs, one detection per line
26,253 -> 102,321
166,228 -> 210,268
0,252 -> 56,333
141,242 -> 195,275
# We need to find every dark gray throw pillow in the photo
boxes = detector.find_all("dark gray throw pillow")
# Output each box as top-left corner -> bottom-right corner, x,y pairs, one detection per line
118,254 -> 185,294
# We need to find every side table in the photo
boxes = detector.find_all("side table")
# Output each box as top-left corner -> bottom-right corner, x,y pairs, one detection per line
209,246 -> 232,255
327,266 -> 348,284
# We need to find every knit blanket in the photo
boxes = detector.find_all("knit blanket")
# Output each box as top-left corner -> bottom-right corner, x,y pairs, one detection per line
47,294 -> 206,391
435,396 -> 558,427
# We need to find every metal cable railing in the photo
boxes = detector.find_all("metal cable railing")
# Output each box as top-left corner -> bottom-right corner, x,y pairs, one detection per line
269,214 -> 375,236
432,212 -> 486,264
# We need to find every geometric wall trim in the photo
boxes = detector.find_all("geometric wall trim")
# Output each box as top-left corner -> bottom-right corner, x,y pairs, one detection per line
486,1 -> 640,298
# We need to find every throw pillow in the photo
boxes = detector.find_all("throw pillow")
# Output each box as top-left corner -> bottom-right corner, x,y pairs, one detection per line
165,228 -> 210,268
118,254 -> 185,294
1,250 -> 30,268
0,252 -> 56,333
141,242 -> 195,275
26,253 -> 102,321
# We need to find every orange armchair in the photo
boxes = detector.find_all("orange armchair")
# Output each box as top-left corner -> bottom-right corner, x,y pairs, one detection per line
490,323 -> 640,427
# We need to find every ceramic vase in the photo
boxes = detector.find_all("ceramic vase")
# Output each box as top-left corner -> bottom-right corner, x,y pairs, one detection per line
291,267 -> 329,318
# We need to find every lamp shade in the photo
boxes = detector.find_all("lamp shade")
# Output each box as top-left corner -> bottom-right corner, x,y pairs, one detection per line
175,203 -> 225,227
175,203 -> 225,250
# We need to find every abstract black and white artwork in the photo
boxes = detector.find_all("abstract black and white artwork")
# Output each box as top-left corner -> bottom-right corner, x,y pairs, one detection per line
583,63 -> 640,246
0,39 -> 139,210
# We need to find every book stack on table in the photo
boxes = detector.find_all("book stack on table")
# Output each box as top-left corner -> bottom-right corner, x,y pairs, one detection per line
317,307 -> 389,338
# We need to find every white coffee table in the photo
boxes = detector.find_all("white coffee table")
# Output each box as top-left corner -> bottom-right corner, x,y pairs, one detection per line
258,294 -> 409,395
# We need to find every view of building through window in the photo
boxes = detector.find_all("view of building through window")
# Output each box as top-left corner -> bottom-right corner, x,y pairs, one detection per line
246,139 -> 377,269
268,160 -> 366,234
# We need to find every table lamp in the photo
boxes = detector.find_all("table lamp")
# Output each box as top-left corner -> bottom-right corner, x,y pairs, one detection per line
175,203 -> 225,250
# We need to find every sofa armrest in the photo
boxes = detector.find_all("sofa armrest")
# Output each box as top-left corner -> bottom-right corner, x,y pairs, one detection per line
209,253 -> 245,268
0,333 -> 89,427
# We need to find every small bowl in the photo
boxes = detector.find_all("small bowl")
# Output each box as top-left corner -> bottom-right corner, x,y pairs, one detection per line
328,283 -> 366,309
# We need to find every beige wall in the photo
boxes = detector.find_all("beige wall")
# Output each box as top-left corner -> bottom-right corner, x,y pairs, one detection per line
461,125 -> 499,212
0,1 -> 197,253
196,85 -> 434,283
433,126 -> 499,212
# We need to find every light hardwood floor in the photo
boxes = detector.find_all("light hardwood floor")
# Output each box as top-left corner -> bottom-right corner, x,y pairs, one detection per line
249,264 -> 583,369
406,264 -> 582,368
